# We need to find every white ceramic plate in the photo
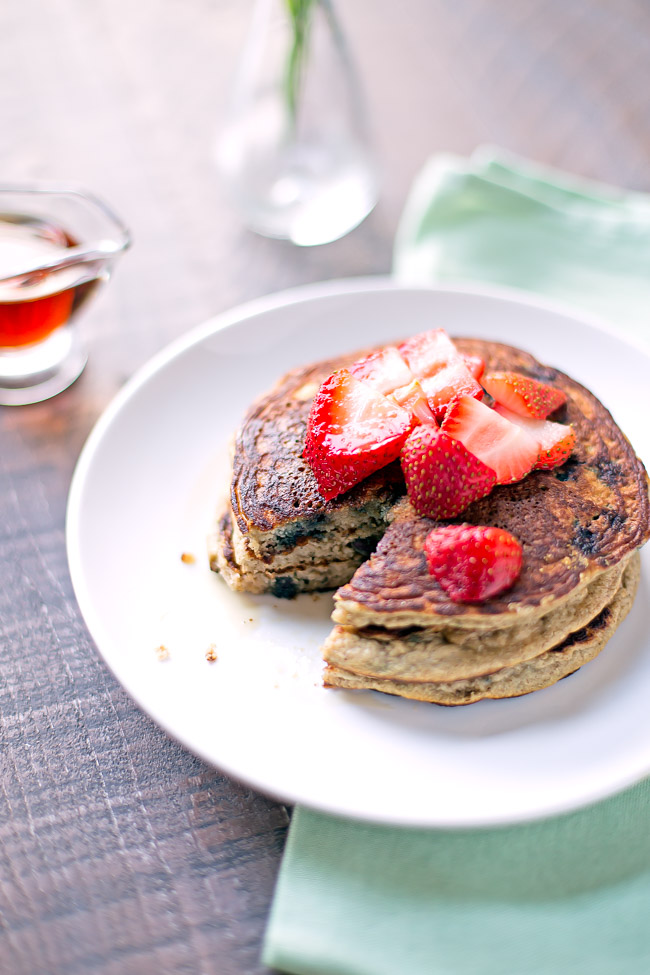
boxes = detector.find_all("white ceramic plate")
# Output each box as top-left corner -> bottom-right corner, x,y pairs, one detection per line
67,278 -> 650,828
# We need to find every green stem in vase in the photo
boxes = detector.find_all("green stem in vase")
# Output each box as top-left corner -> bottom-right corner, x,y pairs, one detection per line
285,0 -> 316,125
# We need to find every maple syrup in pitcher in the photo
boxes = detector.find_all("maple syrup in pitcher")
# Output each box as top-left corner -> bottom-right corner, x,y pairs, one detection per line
0,214 -> 100,348
0,185 -> 130,404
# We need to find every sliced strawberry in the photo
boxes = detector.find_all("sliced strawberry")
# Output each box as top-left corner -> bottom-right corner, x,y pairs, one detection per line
482,371 -> 567,419
304,369 -> 414,500
396,330 -> 482,419
420,361 -> 483,420
390,379 -> 437,425
424,524 -> 523,603
536,426 -> 575,469
494,405 -> 576,470
398,329 -> 460,378
400,425 -> 496,519
349,345 -> 414,395
464,354 -> 485,381
441,395 -> 539,484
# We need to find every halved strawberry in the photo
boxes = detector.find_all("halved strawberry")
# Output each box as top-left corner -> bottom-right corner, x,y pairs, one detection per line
398,329 -> 460,378
494,405 -> 576,470
441,395 -> 539,484
424,524 -> 523,603
304,369 -> 414,500
349,345 -> 414,394
420,361 -> 483,420
482,371 -> 567,419
390,379 -> 437,425
464,354 -> 485,381
400,425 -> 496,519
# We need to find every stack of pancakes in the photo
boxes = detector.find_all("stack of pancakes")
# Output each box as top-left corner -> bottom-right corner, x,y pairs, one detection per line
211,338 -> 650,704
212,349 -> 404,599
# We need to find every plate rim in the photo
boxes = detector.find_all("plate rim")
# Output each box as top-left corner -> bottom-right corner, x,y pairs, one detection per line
66,276 -> 650,829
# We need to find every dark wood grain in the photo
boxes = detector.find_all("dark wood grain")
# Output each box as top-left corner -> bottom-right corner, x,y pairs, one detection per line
2,1 -> 650,972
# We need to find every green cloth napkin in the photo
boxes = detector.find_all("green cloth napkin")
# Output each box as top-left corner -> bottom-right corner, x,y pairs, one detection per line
394,146 -> 650,350
265,787 -> 650,975
262,148 -> 650,975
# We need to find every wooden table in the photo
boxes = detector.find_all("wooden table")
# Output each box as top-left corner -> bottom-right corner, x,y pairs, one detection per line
2,1 -> 650,972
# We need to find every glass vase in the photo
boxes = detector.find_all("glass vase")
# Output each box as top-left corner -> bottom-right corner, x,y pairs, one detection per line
215,0 -> 379,246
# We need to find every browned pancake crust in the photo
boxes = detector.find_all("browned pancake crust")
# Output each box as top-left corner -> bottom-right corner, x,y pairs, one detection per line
231,350 -> 403,537
333,339 -> 650,625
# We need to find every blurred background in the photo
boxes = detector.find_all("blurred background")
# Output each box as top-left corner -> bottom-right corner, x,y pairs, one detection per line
4,0 -> 649,408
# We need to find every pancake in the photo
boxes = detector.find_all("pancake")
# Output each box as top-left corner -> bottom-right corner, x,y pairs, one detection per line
323,553 -> 640,704
209,350 -> 404,598
333,340 -> 650,630
227,350 -> 402,551
322,557 -> 627,683
211,505 -> 392,596
211,336 -> 649,703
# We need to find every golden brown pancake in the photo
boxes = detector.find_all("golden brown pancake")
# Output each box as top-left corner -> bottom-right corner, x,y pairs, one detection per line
228,350 -> 401,545
333,340 -> 650,629
211,337 -> 649,702
324,554 -> 640,705
210,349 -> 404,598
323,558 -> 627,682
